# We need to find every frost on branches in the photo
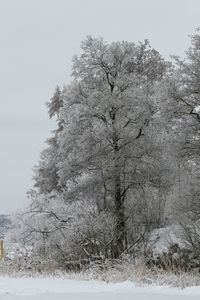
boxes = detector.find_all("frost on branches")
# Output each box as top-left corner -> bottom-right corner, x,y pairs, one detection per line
7,32 -> 200,273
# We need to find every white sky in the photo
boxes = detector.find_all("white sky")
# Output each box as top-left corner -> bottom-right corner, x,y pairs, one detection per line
0,0 -> 200,213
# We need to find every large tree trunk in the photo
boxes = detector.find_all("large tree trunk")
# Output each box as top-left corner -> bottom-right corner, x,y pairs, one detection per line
113,172 -> 126,258
112,127 -> 126,258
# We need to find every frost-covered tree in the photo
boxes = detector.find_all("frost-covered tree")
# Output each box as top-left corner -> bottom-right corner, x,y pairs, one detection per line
57,37 -> 169,257
7,32 -> 200,272
169,30 -> 200,163
166,30 -> 200,253
8,37 -> 174,269
47,85 -> 63,120
33,86 -> 64,194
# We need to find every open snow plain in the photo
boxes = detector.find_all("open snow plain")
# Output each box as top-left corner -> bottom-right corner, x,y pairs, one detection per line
0,277 -> 200,300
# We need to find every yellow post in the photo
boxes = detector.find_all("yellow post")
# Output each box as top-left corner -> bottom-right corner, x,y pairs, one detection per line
0,240 -> 3,260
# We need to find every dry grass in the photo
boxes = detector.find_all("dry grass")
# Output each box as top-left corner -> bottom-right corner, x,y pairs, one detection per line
0,256 -> 200,289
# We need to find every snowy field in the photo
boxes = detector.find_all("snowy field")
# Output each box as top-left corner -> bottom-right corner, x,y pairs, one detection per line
0,277 -> 200,300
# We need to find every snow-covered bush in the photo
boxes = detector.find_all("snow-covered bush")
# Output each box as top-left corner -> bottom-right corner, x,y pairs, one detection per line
6,191 -> 117,271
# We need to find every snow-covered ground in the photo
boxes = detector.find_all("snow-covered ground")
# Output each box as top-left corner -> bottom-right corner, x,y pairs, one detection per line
0,277 -> 200,300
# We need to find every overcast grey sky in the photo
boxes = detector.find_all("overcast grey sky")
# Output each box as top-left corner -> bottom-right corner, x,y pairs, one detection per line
0,0 -> 200,213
